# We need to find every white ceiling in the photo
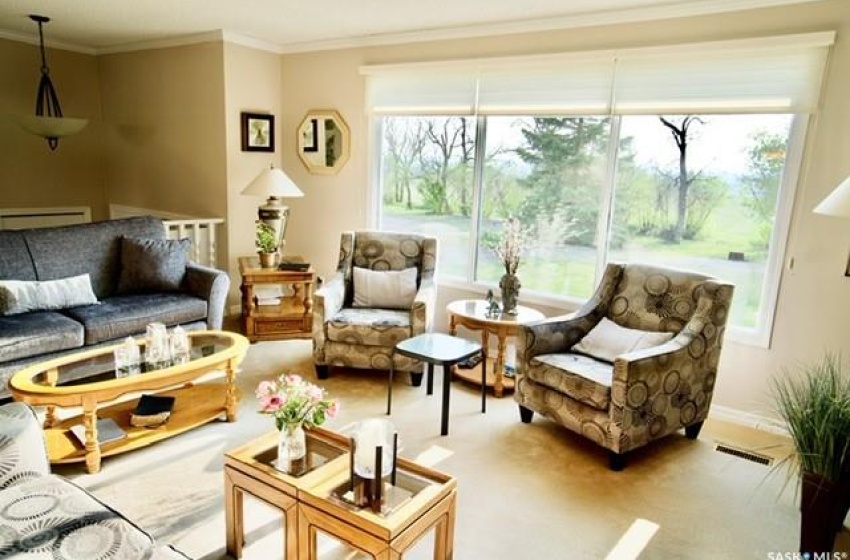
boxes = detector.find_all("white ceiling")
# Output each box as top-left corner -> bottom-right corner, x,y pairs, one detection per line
0,0 -> 822,54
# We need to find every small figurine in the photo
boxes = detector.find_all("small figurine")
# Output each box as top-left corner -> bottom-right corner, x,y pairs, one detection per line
485,289 -> 501,318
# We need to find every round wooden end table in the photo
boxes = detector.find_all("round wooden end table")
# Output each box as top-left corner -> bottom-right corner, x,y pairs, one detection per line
446,299 -> 545,397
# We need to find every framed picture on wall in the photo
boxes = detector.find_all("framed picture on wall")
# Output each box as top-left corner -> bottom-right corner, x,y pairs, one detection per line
241,112 -> 274,152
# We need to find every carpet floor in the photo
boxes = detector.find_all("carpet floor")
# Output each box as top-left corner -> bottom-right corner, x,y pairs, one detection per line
52,339 -> 847,559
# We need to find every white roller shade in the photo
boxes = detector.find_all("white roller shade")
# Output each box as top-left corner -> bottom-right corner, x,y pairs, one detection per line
361,32 -> 834,116
613,33 -> 834,114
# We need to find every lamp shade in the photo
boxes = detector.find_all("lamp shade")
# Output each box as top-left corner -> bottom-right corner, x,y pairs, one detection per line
814,175 -> 850,217
241,166 -> 304,199
17,115 -> 88,138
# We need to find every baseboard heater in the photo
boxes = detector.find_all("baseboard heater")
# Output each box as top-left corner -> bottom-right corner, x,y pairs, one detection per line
0,207 -> 91,230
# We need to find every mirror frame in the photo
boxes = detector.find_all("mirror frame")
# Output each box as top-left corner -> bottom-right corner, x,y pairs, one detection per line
296,109 -> 350,175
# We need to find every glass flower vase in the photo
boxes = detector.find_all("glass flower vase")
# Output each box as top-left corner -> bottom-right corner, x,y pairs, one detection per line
499,273 -> 521,315
276,424 -> 306,474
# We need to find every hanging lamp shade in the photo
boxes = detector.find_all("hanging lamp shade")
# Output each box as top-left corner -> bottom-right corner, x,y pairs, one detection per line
18,15 -> 88,150
814,175 -> 850,217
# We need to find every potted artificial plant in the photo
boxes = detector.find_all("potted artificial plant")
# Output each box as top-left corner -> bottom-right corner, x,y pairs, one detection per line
773,352 -> 850,554
255,222 -> 278,268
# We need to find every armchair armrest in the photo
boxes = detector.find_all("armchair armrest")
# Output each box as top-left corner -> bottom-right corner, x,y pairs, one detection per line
312,271 -> 346,363
183,263 -> 230,330
410,278 -> 436,335
0,402 -> 50,488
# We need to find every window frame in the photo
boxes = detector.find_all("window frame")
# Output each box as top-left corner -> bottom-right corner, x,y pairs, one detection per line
370,113 -> 810,349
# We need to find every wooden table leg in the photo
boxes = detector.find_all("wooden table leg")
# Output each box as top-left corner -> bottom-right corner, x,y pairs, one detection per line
494,334 -> 507,398
303,281 -> 314,316
224,469 -> 244,559
44,406 -> 57,429
82,401 -> 100,474
225,359 -> 238,422
241,281 -> 255,342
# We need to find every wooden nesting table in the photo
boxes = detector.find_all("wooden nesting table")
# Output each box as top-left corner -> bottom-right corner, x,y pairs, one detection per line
224,427 -> 457,560
9,330 -> 249,474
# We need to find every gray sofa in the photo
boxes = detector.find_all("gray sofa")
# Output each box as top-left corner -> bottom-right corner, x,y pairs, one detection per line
0,216 -> 229,398
0,401 -> 189,558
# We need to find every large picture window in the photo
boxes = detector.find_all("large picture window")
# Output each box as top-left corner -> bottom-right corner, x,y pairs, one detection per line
366,32 -> 832,345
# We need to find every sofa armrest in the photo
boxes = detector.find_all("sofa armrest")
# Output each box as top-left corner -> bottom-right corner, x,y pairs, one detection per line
183,263 -> 231,330
0,402 -> 50,487
410,278 -> 436,335
312,272 -> 346,364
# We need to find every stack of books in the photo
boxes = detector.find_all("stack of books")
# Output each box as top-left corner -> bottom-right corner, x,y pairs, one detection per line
130,394 -> 176,428
254,286 -> 282,306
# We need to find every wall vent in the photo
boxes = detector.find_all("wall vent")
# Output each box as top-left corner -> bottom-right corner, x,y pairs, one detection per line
714,442 -> 774,466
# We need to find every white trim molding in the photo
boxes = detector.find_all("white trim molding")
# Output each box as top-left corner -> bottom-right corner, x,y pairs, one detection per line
709,404 -> 789,435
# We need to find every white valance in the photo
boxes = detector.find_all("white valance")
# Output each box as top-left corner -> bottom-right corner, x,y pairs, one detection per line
361,32 -> 835,116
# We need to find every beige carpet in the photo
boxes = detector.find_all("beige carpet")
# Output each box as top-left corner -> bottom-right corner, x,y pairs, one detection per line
52,339 -> 847,559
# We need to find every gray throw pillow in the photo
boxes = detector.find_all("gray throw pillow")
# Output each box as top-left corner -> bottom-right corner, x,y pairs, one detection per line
117,237 -> 191,294
0,274 -> 99,315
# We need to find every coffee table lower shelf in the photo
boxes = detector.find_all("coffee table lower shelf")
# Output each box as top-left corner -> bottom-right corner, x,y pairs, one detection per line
452,357 -> 515,394
45,383 -> 237,465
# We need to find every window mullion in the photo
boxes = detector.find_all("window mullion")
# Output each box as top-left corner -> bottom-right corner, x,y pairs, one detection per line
595,116 -> 622,282
468,115 -> 488,283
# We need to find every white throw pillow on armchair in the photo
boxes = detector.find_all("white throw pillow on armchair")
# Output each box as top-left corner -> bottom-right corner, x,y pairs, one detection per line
572,317 -> 675,363
352,267 -> 418,309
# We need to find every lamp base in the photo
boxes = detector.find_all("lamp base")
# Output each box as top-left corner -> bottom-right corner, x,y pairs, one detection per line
258,197 -> 290,254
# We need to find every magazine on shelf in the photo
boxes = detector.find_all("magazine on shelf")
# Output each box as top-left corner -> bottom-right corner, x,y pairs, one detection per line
69,418 -> 127,447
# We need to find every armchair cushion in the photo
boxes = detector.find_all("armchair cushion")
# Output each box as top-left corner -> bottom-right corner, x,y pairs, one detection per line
352,267 -> 417,309
529,353 -> 613,411
572,318 -> 674,363
327,308 -> 411,346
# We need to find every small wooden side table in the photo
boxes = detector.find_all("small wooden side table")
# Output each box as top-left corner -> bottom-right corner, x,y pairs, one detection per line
447,299 -> 545,398
238,256 -> 315,342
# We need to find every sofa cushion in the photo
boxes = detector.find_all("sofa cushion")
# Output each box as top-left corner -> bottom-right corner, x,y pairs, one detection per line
0,231 -> 36,282
0,474 -> 157,559
21,216 -> 165,299
327,308 -> 411,347
62,294 -> 207,345
117,236 -> 191,295
0,311 -> 84,363
0,274 -> 99,316
528,353 -> 613,411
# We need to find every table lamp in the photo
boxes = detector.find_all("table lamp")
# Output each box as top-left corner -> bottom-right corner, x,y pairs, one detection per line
241,165 -> 304,256
814,175 -> 850,217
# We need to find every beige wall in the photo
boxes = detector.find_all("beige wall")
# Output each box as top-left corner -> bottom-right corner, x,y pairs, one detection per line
223,43 -> 283,303
280,0 -> 850,419
97,42 -> 229,264
0,39 -> 107,219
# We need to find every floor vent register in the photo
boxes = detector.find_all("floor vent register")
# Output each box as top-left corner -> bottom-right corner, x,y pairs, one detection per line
713,442 -> 774,466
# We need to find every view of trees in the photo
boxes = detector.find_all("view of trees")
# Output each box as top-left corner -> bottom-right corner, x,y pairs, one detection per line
380,113 -> 792,327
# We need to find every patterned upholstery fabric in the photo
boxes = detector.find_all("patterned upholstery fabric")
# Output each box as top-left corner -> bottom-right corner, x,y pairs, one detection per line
314,231 -> 438,374
516,262 -> 734,457
327,308 -> 411,346
62,294 -> 208,345
0,403 -> 189,559
528,353 -> 613,410
0,312 -> 84,363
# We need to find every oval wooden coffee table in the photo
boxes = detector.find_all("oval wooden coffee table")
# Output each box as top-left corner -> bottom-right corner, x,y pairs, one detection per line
9,330 -> 249,473
446,299 -> 545,397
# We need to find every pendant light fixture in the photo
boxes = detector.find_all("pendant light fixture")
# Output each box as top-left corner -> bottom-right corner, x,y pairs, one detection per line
17,15 -> 88,150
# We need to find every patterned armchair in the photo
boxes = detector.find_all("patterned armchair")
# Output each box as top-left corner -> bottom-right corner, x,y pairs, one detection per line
312,231 -> 438,382
515,263 -> 734,470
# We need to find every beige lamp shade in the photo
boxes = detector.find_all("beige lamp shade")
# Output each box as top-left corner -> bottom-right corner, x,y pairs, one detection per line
241,166 -> 304,199
814,175 -> 850,217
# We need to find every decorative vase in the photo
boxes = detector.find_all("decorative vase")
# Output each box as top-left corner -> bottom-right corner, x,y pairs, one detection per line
258,251 -> 277,269
499,273 -> 521,315
800,471 -> 842,554
276,424 -> 306,474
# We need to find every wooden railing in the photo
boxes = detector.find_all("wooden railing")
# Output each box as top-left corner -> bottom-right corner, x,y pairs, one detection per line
163,218 -> 225,268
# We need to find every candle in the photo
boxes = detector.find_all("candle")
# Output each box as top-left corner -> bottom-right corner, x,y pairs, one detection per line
354,419 -> 393,479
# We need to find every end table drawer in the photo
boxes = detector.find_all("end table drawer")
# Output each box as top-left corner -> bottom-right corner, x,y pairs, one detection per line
257,318 -> 307,334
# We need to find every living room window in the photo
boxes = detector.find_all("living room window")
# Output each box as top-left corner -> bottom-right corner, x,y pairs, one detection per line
365,32 -> 833,346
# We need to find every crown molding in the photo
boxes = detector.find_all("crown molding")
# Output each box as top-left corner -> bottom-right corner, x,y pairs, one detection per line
221,31 -> 285,54
0,29 -> 96,55
95,30 -> 225,55
275,0 -> 824,54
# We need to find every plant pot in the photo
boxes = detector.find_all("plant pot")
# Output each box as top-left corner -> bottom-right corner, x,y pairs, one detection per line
258,251 -> 277,268
801,471 -> 842,554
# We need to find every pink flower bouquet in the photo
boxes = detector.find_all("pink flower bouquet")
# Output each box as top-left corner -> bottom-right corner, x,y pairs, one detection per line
255,373 -> 339,432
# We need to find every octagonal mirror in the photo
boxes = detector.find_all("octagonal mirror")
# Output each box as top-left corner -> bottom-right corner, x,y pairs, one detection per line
297,110 -> 350,175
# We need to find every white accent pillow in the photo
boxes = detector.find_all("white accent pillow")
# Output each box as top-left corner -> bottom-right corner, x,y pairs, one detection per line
0,274 -> 99,316
352,267 -> 418,309
572,317 -> 675,363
